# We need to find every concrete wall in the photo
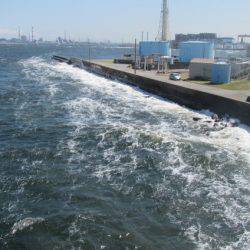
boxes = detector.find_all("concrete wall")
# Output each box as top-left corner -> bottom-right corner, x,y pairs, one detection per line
189,62 -> 213,80
231,62 -> 250,79
80,60 -> 250,126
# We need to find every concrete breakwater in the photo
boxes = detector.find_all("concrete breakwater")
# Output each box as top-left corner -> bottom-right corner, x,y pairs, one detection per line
53,56 -> 250,126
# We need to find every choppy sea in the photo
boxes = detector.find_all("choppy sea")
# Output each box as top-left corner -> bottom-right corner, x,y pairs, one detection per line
0,44 -> 249,249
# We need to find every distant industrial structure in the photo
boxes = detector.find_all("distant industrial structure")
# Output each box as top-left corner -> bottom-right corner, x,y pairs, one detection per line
189,58 -> 250,83
21,35 -> 28,42
157,0 -> 170,41
133,0 -> 250,84
137,0 -> 171,72
189,58 -> 214,81
139,41 -> 171,57
174,33 -> 217,47
189,59 -> 232,84
247,45 -> 250,58
179,41 -> 214,63
238,34 -> 250,43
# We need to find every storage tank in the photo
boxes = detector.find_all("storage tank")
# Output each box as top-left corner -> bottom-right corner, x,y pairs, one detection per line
212,62 -> 231,84
139,41 -> 171,57
179,41 -> 214,63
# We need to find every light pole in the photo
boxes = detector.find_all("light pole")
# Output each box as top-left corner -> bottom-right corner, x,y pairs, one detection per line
134,38 -> 137,75
88,39 -> 91,63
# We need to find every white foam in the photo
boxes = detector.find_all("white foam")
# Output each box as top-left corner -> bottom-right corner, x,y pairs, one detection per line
19,57 -> 61,97
11,217 -> 45,235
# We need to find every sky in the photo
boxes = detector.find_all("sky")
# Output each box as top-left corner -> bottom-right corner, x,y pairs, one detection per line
0,0 -> 250,42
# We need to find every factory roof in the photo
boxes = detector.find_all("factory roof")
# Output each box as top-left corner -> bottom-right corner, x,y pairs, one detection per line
181,41 -> 213,44
190,58 -> 215,64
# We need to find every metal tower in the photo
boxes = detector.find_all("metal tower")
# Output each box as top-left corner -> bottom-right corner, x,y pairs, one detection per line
157,0 -> 170,41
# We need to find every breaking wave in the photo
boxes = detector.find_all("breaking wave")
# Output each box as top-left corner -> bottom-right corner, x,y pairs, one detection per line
11,218 -> 45,235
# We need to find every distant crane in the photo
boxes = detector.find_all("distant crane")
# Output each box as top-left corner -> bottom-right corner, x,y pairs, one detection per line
238,34 -> 250,43
156,0 -> 170,41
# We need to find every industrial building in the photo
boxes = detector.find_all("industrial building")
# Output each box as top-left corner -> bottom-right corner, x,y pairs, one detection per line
175,33 -> 217,43
139,0 -> 170,60
138,0 -> 171,71
216,37 -> 234,45
179,41 -> 214,63
173,33 -> 216,49
139,41 -> 171,57
134,0 -> 248,86
189,58 -> 214,80
190,58 -> 250,83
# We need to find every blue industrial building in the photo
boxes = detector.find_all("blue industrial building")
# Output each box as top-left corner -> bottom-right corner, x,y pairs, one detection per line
212,62 -> 231,84
179,41 -> 214,63
139,41 -> 171,57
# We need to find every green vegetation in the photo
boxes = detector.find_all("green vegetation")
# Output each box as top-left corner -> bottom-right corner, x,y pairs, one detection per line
187,78 -> 250,91
218,79 -> 250,90
98,59 -> 114,64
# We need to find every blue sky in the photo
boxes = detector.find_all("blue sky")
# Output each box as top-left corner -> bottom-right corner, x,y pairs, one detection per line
0,0 -> 249,41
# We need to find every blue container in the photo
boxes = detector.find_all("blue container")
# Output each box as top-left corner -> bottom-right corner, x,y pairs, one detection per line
139,41 -> 171,57
212,62 -> 231,84
179,41 -> 214,63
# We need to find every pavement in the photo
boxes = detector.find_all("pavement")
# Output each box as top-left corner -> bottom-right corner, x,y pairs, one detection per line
93,60 -> 250,103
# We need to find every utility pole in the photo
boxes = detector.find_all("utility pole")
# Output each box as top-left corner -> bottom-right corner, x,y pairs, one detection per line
134,38 -> 137,75
88,39 -> 91,63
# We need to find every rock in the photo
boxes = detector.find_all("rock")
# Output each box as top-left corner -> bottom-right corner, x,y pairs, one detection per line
212,114 -> 220,122
228,120 -> 239,127
193,117 -> 202,122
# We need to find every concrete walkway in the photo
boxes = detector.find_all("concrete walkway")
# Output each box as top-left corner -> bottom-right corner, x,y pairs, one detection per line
93,60 -> 250,103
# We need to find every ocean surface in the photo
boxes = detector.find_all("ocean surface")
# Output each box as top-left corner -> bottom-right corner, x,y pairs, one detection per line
0,44 -> 250,250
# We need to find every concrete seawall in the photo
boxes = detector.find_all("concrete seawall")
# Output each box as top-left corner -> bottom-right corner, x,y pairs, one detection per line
63,57 -> 250,126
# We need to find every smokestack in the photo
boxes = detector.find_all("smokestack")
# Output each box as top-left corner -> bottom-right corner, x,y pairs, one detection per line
162,0 -> 169,41
31,27 -> 34,42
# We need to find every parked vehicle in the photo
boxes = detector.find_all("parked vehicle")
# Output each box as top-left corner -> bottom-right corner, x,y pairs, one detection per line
169,72 -> 181,81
